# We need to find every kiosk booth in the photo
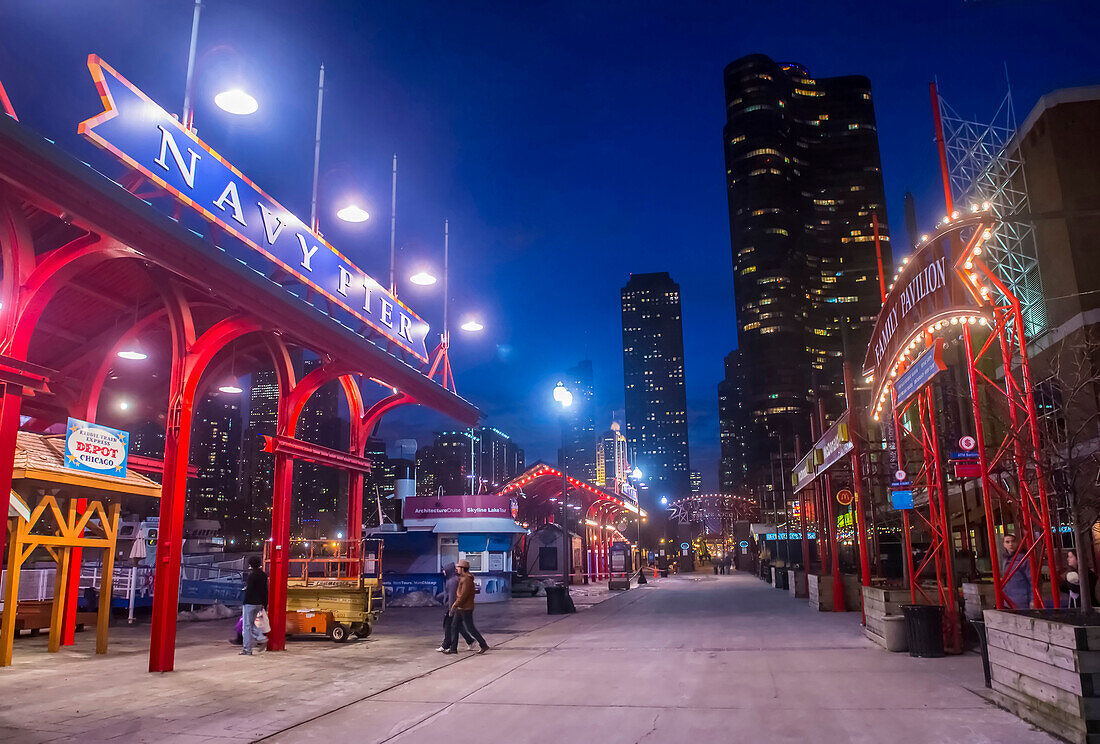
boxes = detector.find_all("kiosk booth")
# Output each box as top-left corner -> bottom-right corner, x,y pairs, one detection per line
376,494 -> 526,603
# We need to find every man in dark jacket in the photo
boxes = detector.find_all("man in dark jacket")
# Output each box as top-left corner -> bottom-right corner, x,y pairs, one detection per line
446,559 -> 488,654
438,562 -> 476,652
241,555 -> 267,656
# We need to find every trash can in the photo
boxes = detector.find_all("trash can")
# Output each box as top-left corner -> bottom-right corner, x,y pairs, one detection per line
546,585 -> 576,615
972,619 -> 991,687
775,570 -> 789,590
902,604 -> 945,658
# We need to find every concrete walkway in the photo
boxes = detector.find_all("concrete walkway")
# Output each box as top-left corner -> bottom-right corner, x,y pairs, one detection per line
1,574 -> 1056,743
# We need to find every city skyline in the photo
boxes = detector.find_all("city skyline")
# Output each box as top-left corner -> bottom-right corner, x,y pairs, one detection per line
3,2 -> 1098,490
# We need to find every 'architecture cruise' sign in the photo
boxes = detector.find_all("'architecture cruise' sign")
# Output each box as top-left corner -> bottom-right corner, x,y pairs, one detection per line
78,55 -> 429,361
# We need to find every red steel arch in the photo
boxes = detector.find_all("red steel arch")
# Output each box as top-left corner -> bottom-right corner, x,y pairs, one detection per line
0,110 -> 477,671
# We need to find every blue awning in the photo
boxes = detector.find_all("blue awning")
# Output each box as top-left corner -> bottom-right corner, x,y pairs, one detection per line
487,535 -> 512,551
457,534 -> 489,552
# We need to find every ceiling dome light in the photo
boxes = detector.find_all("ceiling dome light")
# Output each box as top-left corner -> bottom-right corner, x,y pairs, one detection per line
214,89 -> 258,115
409,270 -> 437,286
218,382 -> 243,394
460,319 -> 484,332
337,204 -> 370,223
117,345 -> 148,361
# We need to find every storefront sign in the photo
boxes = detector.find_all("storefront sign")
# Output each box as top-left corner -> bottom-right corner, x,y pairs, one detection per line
403,495 -> 513,521
792,412 -> 852,494
893,339 -> 947,407
954,462 -> 982,479
64,417 -> 129,477
890,490 -> 914,510
836,489 -> 854,506
78,56 -> 429,361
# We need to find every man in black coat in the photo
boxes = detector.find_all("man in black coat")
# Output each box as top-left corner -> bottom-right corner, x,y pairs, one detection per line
241,555 -> 267,656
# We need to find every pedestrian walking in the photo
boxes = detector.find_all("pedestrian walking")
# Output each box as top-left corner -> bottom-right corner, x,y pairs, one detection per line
723,554 -> 732,575
1061,549 -> 1098,609
240,555 -> 267,656
437,562 -> 476,652
445,559 -> 488,654
1001,533 -> 1033,610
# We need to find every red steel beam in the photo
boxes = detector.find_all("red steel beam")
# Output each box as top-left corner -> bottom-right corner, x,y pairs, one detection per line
262,434 -> 372,473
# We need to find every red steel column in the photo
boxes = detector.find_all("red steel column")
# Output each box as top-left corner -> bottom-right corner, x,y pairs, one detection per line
61,498 -> 87,645
0,383 -> 24,566
266,452 -> 294,651
149,377 -> 196,673
1011,303 -> 1060,608
843,364 -> 872,624
346,471 -> 364,576
891,386 -> 917,603
930,82 -> 954,215
819,400 -> 844,611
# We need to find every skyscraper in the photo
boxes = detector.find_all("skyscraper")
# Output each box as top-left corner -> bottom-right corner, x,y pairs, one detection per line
723,54 -> 891,493
236,368 -> 279,547
295,358 -> 346,536
418,427 -> 525,495
620,272 -> 691,509
595,421 -> 629,492
188,395 -> 242,529
560,360 -> 597,482
717,350 -> 749,494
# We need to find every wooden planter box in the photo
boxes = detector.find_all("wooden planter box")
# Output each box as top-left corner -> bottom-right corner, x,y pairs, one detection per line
788,569 -> 808,599
983,609 -> 1100,744
963,582 -> 996,621
808,574 -> 840,611
862,586 -> 914,651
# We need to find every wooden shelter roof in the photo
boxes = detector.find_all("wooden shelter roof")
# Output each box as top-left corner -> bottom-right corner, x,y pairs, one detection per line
11,432 -> 161,499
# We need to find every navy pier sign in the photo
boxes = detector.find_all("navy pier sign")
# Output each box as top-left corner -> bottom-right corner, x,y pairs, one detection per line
78,55 -> 429,362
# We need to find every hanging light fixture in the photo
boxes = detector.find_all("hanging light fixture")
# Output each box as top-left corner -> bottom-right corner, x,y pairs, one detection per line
218,348 -> 243,394
117,298 -> 148,360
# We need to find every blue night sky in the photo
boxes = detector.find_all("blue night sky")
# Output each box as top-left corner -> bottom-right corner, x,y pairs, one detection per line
2,1 -> 1098,489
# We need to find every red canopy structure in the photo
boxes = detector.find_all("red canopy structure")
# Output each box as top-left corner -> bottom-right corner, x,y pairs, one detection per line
0,95 -> 477,671
499,463 -> 645,581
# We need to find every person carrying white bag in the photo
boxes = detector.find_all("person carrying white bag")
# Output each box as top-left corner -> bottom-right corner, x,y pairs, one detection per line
240,555 -> 268,656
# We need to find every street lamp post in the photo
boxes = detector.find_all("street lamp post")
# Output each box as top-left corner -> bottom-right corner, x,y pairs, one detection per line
553,382 -> 573,590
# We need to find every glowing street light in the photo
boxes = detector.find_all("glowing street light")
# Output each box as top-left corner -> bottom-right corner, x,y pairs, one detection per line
460,318 -> 484,333
214,88 -> 258,116
660,496 -> 668,505
336,204 -> 370,223
632,467 -> 643,480
553,381 -> 573,408
409,270 -> 438,286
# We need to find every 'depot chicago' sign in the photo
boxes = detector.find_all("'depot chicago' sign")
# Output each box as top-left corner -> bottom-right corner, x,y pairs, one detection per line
77,55 -> 429,362
65,417 -> 129,477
